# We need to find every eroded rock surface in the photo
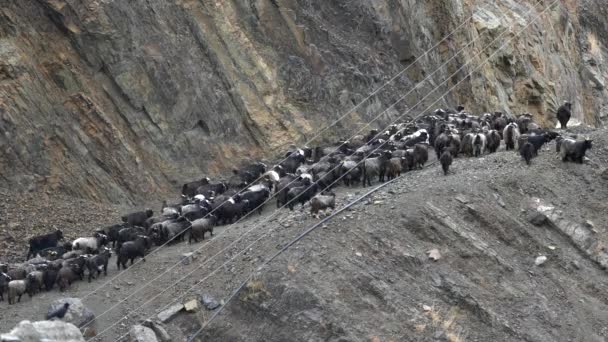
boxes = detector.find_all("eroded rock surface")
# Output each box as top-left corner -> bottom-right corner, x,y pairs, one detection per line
1,0 -> 607,204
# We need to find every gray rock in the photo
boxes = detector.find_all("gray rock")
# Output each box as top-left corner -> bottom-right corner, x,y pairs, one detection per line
141,321 -> 171,342
496,197 -> 506,208
455,194 -> 469,204
528,212 -> 548,226
180,252 -> 194,265
532,198 -> 608,269
47,298 -> 95,330
1,320 -> 84,342
584,220 -> 596,231
129,325 -> 158,342
157,304 -> 183,323
200,294 -> 221,310
430,273 -> 443,287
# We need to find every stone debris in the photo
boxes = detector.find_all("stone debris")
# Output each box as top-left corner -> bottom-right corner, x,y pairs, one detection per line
535,255 -> 548,266
129,325 -> 158,342
584,220 -> 597,233
200,294 -> 220,310
455,194 -> 469,204
1,320 -> 84,342
531,198 -> 608,269
181,252 -> 195,265
47,298 -> 95,330
427,249 -> 442,261
184,299 -> 199,312
142,320 -> 171,342
157,304 -> 183,323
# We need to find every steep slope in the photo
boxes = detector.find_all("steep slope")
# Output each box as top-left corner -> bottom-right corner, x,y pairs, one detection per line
1,0 -> 607,204
1,128 -> 606,341
196,128 -> 608,342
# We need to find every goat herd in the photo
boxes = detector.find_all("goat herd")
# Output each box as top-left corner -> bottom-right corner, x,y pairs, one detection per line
0,103 -> 593,307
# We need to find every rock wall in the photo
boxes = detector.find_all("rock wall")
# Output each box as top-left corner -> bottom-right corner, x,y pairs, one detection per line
1,0 -> 606,204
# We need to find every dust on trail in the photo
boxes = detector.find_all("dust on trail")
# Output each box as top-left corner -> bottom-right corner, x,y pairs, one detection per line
2,128 -> 607,342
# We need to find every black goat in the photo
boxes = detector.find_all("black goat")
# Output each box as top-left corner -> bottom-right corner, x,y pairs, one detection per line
121,209 -> 153,227
520,142 -> 534,165
560,138 -> 592,163
27,230 -> 63,260
182,177 -> 210,198
440,151 -> 453,175
556,102 -> 572,129
287,182 -> 319,210
86,247 -> 112,282
117,236 -> 152,269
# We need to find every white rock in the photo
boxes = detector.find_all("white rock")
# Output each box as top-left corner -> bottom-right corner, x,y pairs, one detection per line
427,249 -> 442,261
1,320 -> 84,342
129,325 -> 158,342
535,256 -> 548,266
184,299 -> 199,312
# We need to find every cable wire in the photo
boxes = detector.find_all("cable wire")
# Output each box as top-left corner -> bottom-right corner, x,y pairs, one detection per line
105,1 -> 557,339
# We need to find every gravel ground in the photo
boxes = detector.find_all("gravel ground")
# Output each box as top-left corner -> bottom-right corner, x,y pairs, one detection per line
0,192 -> 126,263
1,127 -> 607,342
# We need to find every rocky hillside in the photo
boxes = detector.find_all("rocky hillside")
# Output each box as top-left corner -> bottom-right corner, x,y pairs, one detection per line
1,0 -> 607,204
186,128 -> 608,342
2,127 -> 607,342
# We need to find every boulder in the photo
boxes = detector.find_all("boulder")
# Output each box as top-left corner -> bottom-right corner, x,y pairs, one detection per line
1,320 -> 84,342
200,293 -> 220,310
141,320 -> 171,342
129,325 -> 158,342
184,299 -> 199,312
47,298 -> 95,330
157,304 -> 183,323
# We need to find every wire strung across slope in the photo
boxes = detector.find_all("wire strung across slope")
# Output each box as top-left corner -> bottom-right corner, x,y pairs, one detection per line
95,2 -> 552,340
184,164 -> 427,341
75,3 -> 482,303
89,2 -> 535,336
106,2 -> 557,339
190,2 -> 563,340
78,0 -> 518,322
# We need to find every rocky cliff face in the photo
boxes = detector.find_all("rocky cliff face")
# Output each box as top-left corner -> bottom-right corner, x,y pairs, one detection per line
1,0 -> 606,204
